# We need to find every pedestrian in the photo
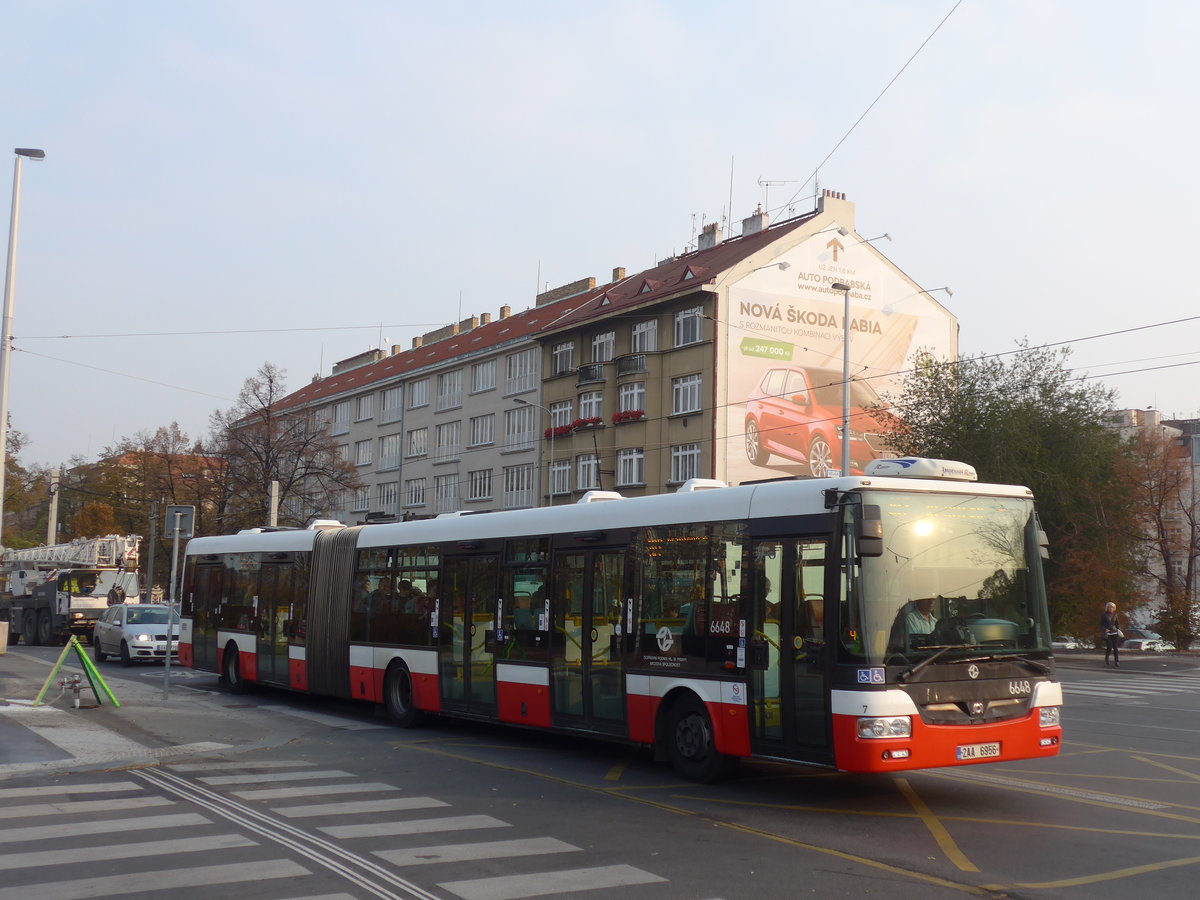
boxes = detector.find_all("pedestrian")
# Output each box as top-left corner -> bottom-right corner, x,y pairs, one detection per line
1100,601 -> 1123,667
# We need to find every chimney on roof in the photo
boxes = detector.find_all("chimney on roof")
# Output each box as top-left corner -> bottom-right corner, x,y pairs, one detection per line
536,276 -> 597,307
458,315 -> 479,333
391,345 -> 403,356
481,312 -> 492,325
742,206 -> 769,236
698,222 -> 723,251
499,304 -> 511,319
612,267 -> 625,282
412,335 -> 424,349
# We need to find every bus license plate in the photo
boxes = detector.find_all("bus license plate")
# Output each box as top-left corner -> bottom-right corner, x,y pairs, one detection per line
956,742 -> 1000,761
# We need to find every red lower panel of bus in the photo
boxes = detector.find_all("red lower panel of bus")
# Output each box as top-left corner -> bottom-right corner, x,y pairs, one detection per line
626,694 -> 751,757
831,712 -> 1061,772
496,681 -> 551,728
349,665 -> 382,703
178,642 -> 193,668
239,650 -> 256,683
412,672 -> 440,712
289,658 -> 308,692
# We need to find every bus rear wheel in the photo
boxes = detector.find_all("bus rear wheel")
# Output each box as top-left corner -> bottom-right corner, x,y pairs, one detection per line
666,694 -> 738,783
383,662 -> 425,728
221,644 -> 249,694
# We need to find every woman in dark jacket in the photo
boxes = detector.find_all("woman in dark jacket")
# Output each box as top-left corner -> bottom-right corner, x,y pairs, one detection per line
1100,601 -> 1122,667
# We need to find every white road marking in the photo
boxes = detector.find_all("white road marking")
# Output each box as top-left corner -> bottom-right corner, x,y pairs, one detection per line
0,833 -> 257,871
0,859 -> 310,900
0,812 -> 211,844
274,797 -> 449,818
0,795 -> 172,819
439,864 -> 667,900
198,769 -> 357,785
322,815 -> 511,839
235,781 -> 401,800
376,837 -> 581,868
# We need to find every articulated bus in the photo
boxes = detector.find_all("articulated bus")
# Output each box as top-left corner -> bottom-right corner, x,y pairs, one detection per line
179,458 -> 1062,781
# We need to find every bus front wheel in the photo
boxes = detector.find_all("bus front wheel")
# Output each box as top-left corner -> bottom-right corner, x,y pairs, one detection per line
665,694 -> 738,783
383,662 -> 425,728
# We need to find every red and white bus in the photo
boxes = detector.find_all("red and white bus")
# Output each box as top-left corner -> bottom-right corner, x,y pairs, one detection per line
179,458 -> 1062,780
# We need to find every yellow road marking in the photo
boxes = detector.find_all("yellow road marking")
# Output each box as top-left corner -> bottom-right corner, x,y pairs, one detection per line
604,752 -> 634,781
895,777 -> 979,872
1013,854 -> 1200,889
1134,756 -> 1200,782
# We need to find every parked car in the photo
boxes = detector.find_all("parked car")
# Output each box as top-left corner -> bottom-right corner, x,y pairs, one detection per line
1051,636 -> 1080,650
744,366 -> 895,476
1123,638 -> 1169,652
93,603 -> 179,666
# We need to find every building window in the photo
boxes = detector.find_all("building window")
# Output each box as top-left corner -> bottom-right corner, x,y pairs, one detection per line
404,478 -> 426,507
408,379 -> 429,409
380,386 -> 403,424
591,331 -> 615,363
351,486 -> 370,512
632,319 -> 657,352
674,306 -> 703,346
435,421 -> 461,462
552,342 -> 575,376
616,448 -> 644,487
467,469 -> 492,502
579,391 -> 603,419
469,414 -> 495,447
337,443 -> 351,463
354,439 -> 372,466
619,382 -> 646,413
671,443 -> 701,483
330,489 -> 347,518
471,359 -> 496,393
405,427 -> 428,458
379,434 -> 402,470
504,406 -> 537,451
437,370 -> 463,411
505,348 -> 538,394
549,459 -> 571,496
377,482 -> 398,514
672,374 -> 702,415
577,453 -> 600,490
503,464 -> 535,509
434,474 -> 459,514
331,401 -> 350,435
356,395 -> 373,421
550,400 -> 573,428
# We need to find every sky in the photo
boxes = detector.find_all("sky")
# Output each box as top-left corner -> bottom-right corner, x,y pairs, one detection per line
4,1 -> 1199,468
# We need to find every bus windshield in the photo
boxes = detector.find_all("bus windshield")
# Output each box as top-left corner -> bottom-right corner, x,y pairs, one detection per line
843,491 -> 1052,665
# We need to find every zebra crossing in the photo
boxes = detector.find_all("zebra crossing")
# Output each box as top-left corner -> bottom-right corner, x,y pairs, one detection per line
0,758 -> 671,900
1061,670 -> 1200,701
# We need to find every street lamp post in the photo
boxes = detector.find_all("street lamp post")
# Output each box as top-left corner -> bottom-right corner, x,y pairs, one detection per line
831,282 -> 852,477
514,398 -> 554,506
0,148 -> 45,545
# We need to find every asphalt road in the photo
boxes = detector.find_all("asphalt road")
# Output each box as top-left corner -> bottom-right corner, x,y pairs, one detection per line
1,644 -> 1198,899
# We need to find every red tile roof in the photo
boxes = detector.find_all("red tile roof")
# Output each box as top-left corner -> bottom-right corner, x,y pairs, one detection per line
273,211 -> 817,412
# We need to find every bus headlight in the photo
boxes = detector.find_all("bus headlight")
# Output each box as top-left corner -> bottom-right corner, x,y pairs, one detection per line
1039,706 -> 1061,727
857,716 -> 912,739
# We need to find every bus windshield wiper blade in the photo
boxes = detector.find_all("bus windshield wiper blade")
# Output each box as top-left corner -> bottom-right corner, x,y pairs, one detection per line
897,644 -> 976,682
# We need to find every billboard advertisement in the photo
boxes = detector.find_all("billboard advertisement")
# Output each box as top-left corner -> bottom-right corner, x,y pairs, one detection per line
722,230 -> 956,485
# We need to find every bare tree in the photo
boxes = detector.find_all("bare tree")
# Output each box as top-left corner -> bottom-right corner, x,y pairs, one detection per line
1120,428 -> 1199,649
209,363 -> 361,531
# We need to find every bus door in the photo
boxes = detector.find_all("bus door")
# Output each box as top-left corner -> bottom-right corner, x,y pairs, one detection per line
440,554 -> 499,715
255,563 -> 293,685
749,538 -> 831,763
188,561 -> 222,672
550,549 -> 625,730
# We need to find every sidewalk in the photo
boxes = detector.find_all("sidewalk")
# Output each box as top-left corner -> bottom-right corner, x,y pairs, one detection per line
1052,649 -> 1200,674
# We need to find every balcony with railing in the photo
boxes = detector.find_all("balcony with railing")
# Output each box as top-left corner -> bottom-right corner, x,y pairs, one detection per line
576,363 -> 606,385
616,353 -> 648,375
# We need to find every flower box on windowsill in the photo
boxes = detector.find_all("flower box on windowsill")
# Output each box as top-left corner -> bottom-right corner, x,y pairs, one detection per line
611,409 -> 645,425
571,417 -> 604,432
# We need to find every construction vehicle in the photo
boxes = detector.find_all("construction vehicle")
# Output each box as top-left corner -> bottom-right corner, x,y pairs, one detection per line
0,535 -> 142,645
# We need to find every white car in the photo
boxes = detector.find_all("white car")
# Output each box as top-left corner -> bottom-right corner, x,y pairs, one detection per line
93,603 -> 179,666
1051,636 -> 1080,650
1123,638 -> 1167,652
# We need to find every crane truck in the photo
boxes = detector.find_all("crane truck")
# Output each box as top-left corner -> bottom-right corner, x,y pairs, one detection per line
0,534 -> 142,645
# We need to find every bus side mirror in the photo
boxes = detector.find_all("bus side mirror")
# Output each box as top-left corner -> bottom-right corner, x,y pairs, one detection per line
857,504 -> 883,557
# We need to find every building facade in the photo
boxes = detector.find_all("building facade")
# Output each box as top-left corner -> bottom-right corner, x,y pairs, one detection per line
272,190 -> 958,522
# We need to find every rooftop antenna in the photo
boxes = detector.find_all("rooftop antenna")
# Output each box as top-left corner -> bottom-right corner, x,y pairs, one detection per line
726,155 -> 734,234
758,176 -> 799,219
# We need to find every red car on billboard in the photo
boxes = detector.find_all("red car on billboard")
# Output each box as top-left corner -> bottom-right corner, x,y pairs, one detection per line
744,366 -> 894,476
